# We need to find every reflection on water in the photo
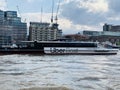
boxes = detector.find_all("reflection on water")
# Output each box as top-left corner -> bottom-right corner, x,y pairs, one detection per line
0,52 -> 120,90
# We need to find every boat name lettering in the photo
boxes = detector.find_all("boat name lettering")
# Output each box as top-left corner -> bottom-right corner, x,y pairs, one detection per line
50,48 -> 78,53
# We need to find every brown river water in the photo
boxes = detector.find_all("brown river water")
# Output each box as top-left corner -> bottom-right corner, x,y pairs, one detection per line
0,51 -> 120,90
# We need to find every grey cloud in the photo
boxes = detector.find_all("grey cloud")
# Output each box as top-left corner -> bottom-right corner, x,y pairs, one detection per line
60,1 -> 107,26
108,0 -> 120,13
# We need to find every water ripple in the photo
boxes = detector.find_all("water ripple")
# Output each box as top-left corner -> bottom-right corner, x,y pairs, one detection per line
0,52 -> 120,90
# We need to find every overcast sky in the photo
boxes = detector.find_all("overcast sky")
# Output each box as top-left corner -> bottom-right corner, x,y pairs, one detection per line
0,0 -> 120,34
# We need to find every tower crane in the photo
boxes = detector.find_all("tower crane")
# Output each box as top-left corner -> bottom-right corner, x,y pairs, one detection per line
5,0 -> 8,10
51,0 -> 54,23
55,0 -> 61,24
16,6 -> 26,22
16,6 -> 22,18
40,6 -> 43,23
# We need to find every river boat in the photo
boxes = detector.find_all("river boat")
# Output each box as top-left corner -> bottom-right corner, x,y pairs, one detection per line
0,41 -> 118,55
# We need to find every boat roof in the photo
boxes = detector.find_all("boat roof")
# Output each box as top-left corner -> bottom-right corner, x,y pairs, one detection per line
21,41 -> 98,44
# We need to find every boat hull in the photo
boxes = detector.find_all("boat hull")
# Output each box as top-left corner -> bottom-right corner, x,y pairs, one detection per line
0,49 -> 44,55
0,46 -> 118,55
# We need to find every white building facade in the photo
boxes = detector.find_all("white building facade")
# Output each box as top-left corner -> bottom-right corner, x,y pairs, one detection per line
29,22 -> 62,41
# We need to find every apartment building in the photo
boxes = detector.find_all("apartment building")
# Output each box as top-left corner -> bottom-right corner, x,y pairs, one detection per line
29,22 -> 62,41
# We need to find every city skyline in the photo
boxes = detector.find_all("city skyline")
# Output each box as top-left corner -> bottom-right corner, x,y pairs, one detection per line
0,0 -> 120,34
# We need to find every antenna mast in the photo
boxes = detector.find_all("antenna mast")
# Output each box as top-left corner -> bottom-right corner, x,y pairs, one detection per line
51,0 -> 54,23
55,0 -> 60,24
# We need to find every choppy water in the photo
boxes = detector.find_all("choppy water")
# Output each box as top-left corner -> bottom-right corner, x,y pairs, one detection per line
0,51 -> 120,90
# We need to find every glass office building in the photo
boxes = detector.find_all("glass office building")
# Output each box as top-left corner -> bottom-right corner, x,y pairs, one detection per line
0,10 -> 27,46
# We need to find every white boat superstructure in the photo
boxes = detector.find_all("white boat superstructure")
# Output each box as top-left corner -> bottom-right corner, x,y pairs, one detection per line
44,47 -> 119,55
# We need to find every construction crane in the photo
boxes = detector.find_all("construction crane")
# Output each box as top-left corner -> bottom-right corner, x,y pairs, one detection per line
55,0 -> 61,24
5,0 -> 8,10
16,5 -> 22,18
51,0 -> 54,23
16,6 -> 26,23
40,6 -> 43,23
